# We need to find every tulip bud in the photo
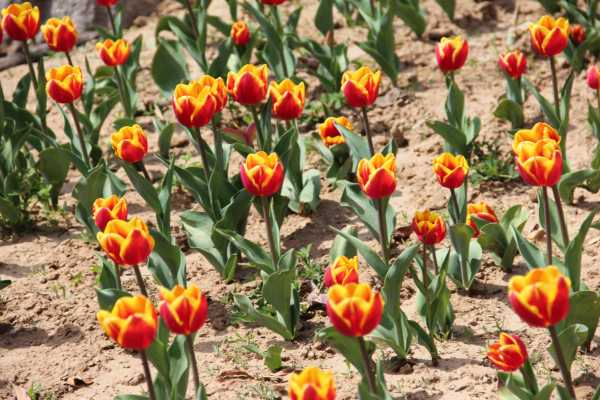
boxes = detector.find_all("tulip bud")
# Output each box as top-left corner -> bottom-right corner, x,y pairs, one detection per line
92,195 -> 128,231
514,140 -> 562,187
231,21 -> 250,47
340,67 -> 381,108
498,50 -> 527,80
508,266 -> 570,327
288,367 -> 336,400
1,2 -> 40,42
159,284 -> 208,336
97,218 -> 155,266
111,124 -> 148,164
261,0 -> 286,4
172,80 -> 217,128
569,24 -> 586,46
529,16 -> 569,57
356,153 -> 397,199
466,202 -> 498,237
587,65 -> 599,90
487,333 -> 528,372
41,17 -> 78,53
97,0 -> 119,6
269,79 -> 305,120
97,295 -> 157,350
96,39 -> 130,66
512,122 -> 561,155
432,153 -> 469,189
45,65 -> 84,104
324,256 -> 359,288
435,36 -> 469,73
227,64 -> 269,105
240,151 -> 285,197
327,283 -> 383,337
319,117 -> 352,147
411,210 -> 446,245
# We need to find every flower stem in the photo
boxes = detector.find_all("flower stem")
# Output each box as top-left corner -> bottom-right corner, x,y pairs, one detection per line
449,188 -> 461,224
520,360 -> 539,395
548,325 -> 577,399
22,40 -> 39,90
211,119 -> 225,172
429,244 -> 439,275
184,0 -> 200,40
185,335 -> 201,394
549,56 -> 560,118
114,66 -> 133,119
376,198 -> 389,265
137,160 -> 151,181
358,337 -> 378,395
551,185 -> 570,247
115,264 -> 122,290
65,51 -> 74,66
542,186 -> 553,265
133,265 -> 148,297
250,106 -> 265,150
67,102 -> 92,168
194,127 -> 211,183
261,196 -> 278,268
106,6 -> 118,36
361,107 -> 375,156
140,350 -> 157,400
422,245 -> 440,365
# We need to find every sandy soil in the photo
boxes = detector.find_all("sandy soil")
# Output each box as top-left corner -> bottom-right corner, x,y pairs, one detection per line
1,0 -> 600,399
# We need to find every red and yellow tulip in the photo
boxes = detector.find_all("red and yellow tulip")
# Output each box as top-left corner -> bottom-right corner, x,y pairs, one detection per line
324,256 -> 359,288
45,65 -> 84,104
569,24 -> 586,46
587,65 -> 599,90
498,50 -> 527,80
231,20 -> 250,47
97,0 -> 119,6
508,266 -> 570,327
96,38 -> 131,66
1,2 -> 40,41
319,117 -> 352,147
197,75 -> 228,113
93,195 -> 128,231
97,218 -> 155,266
288,367 -> 336,400
341,67 -> 381,108
172,80 -> 217,128
411,210 -> 446,245
41,17 -> 78,53
111,124 -> 149,164
466,202 -> 498,237
512,122 -> 560,154
327,283 -> 383,337
432,153 -> 469,189
269,79 -> 305,120
159,284 -> 208,336
529,16 -> 569,57
240,151 -> 285,197
435,36 -> 469,73
514,140 -> 562,187
97,295 -> 157,350
227,64 -> 269,105
487,333 -> 528,372
357,153 -> 397,199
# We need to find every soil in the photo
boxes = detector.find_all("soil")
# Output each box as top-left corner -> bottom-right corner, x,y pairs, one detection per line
1,0 -> 600,399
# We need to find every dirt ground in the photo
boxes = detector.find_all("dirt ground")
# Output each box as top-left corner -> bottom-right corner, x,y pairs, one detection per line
1,0 -> 600,399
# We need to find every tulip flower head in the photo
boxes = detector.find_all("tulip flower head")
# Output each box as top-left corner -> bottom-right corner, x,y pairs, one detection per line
432,153 -> 469,189
96,38 -> 130,66
508,266 -> 570,327
411,210 -> 446,245
319,117 -> 352,147
45,65 -> 84,104
159,284 -> 208,336
269,79 -> 305,120
97,295 -> 157,350
435,36 -> 469,73
487,333 -> 528,372
514,140 -> 562,187
327,283 -> 383,337
261,0 -> 287,4
587,65 -> 600,90
92,195 -> 128,231
340,66 -> 381,108
498,50 -> 527,80
197,75 -> 228,113
172,80 -> 217,128
529,16 -> 569,57
288,367 -> 336,400
231,20 -> 250,47
227,64 -> 269,105
356,153 -> 397,199
240,151 -> 285,197
466,202 -> 498,237
97,218 -> 155,266
512,122 -> 561,154
97,0 -> 119,6
569,24 -> 586,46
42,17 -> 78,53
324,256 -> 359,288
1,2 -> 40,41
111,124 -> 148,164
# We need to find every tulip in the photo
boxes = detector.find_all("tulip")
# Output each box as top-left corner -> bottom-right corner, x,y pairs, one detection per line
96,38 -> 130,66
261,0 -> 286,4
512,122 -> 560,154
41,17 -> 78,54
319,117 -> 352,147
587,65 -> 599,90
435,36 -> 469,73
111,124 -> 149,164
1,2 -> 40,41
45,65 -> 84,104
240,151 -> 285,197
411,210 -> 446,245
466,202 -> 498,237
508,266 -> 570,327
432,153 -> 469,189
97,295 -> 157,350
514,140 -> 562,187
92,195 -> 128,231
97,217 -> 155,266
97,0 -> 119,5
324,256 -> 359,288
288,367 -> 336,400
487,333 -> 528,372
159,284 -> 208,336
269,79 -> 305,120
196,75 -> 228,113
231,20 -> 250,47
340,67 -> 381,108
227,64 -> 269,105
327,283 -> 383,337
498,50 -> 527,80
356,153 -> 397,199
569,24 -> 586,46
529,16 -> 569,57
172,81 -> 217,128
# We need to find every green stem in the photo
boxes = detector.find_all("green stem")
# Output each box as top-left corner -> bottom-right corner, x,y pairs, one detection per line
250,106 -> 265,150
548,326 -> 577,399
140,350 -> 157,400
65,51 -> 74,66
449,188 -> 461,224
551,185 -> 570,247
133,265 -> 148,297
67,102 -> 92,169
358,337 -> 378,395
361,107 -> 375,156
106,6 -> 118,36
429,244 -> 439,275
376,199 -> 390,265
261,196 -> 278,268
185,335 -> 201,394
138,160 -> 151,181
212,119 -> 225,171
542,187 -> 553,265
22,40 -> 39,90
184,0 -> 200,40
519,360 -> 540,395
270,6 -> 289,78
421,245 -> 439,365
549,56 -> 560,118
194,127 -> 211,183
114,66 -> 133,119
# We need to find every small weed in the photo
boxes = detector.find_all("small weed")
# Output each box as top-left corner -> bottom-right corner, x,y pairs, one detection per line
470,140 -> 518,185
70,272 -> 84,287
245,382 -> 279,400
49,283 -> 67,299
27,383 -> 58,400
296,245 -> 324,287
213,332 -> 259,370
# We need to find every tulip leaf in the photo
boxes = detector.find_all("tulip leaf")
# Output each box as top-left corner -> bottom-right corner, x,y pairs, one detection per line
115,395 -> 148,400
558,169 -> 598,204
548,324 -> 588,371
168,335 -> 190,397
233,294 -> 294,340
448,224 -> 481,290
0,196 -> 22,225
331,226 -> 387,278
151,39 -> 190,96
181,211 -> 227,275
393,0 -> 426,37
565,291 -> 600,349
329,226 -> 358,261
0,280 -> 11,290
98,257 -> 120,290
564,209 -> 597,291
96,288 -> 130,311
315,0 -> 334,35
435,0 -> 455,19
494,99 -> 524,129
510,225 -> 546,269
426,121 -> 467,155
317,327 -> 373,375
382,244 -> 419,313
336,122 -> 370,170
536,189 -> 566,252
121,161 -> 162,215
216,229 -> 274,274
523,78 -> 560,129
13,73 -> 31,109
263,267 -> 297,335
148,229 -> 187,289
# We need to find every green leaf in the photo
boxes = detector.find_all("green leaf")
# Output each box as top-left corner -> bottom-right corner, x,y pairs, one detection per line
536,189 -> 566,251
448,224 -> 481,289
548,324 -> 588,370
0,196 -> 22,224
148,229 -> 187,289
233,294 -> 293,340
558,169 -> 597,204
510,225 -> 546,269
435,0 -> 455,20
331,226 -> 387,278
329,226 -> 358,260
523,78 -> 560,128
38,147 -> 70,186
263,267 -> 296,334
152,39 -> 189,96
0,280 -> 11,290
494,99 -> 524,129
336,122 -> 370,170
216,229 -> 274,274
393,1 -> 426,37
565,291 -> 600,349
564,209 -> 597,291
426,121 -> 467,154
121,161 -> 162,214
96,288 -> 130,311
316,327 -> 370,375
314,0 -> 334,35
